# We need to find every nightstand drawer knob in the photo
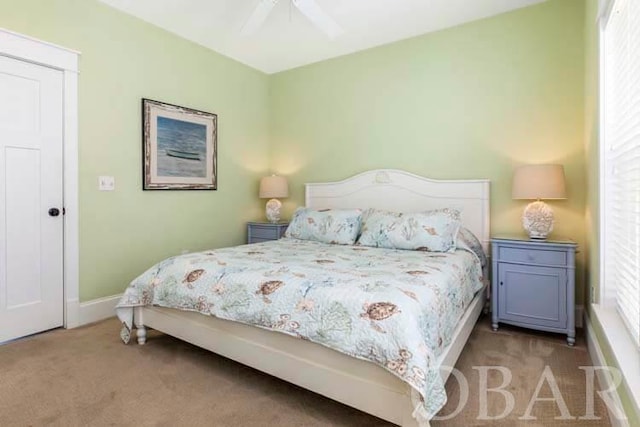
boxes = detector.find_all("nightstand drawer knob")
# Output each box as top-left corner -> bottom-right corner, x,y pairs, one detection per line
500,281 -> 503,286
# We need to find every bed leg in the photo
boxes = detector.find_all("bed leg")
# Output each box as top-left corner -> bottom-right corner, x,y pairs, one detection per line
401,396 -> 426,427
134,307 -> 146,345
136,325 -> 147,345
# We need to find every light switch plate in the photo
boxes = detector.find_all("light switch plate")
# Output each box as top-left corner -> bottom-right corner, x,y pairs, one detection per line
98,176 -> 115,191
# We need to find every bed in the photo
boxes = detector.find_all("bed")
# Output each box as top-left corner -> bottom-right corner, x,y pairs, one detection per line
117,169 -> 490,427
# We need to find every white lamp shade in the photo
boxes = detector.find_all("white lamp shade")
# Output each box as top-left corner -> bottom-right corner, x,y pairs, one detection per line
259,175 -> 289,199
512,164 -> 567,200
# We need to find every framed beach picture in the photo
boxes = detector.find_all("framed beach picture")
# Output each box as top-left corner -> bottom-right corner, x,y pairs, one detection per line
142,99 -> 217,190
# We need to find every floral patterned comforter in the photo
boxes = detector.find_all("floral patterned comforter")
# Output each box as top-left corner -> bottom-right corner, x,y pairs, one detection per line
116,238 -> 484,421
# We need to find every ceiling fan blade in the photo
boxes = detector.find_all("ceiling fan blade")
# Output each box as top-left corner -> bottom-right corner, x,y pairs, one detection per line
292,0 -> 344,39
241,0 -> 280,36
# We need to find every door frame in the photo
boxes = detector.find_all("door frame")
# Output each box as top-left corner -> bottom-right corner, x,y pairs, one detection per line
0,27 -> 81,328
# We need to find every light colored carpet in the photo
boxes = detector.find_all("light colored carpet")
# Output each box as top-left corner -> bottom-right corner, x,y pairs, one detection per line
0,315 -> 610,426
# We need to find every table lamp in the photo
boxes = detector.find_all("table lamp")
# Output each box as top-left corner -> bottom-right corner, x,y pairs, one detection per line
512,164 -> 566,239
259,175 -> 289,223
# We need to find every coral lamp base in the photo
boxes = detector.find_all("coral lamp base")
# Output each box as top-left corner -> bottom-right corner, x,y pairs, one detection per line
522,200 -> 554,240
265,198 -> 282,223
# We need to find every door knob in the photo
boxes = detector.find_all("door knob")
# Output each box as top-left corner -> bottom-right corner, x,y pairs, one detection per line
48,208 -> 60,217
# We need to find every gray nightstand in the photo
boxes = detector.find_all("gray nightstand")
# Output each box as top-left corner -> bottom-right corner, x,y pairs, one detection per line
491,235 -> 577,346
247,222 -> 289,244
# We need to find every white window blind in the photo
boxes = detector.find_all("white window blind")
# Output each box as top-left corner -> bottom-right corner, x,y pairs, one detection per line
603,0 -> 640,347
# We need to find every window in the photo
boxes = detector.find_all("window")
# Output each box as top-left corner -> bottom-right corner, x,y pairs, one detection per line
602,0 -> 640,347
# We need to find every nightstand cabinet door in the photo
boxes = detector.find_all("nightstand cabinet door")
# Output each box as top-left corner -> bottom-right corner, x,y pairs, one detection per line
498,264 -> 567,329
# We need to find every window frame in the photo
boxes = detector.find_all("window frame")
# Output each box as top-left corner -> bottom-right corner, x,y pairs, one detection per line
598,0 -> 639,327
595,0 -> 640,420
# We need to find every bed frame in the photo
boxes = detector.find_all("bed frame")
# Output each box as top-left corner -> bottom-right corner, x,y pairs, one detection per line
133,169 -> 490,427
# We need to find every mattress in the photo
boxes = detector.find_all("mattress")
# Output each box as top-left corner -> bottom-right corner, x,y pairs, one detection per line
117,238 -> 484,417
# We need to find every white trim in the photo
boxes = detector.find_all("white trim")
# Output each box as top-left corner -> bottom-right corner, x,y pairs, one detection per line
0,27 -> 80,328
63,70 -> 80,328
585,316 -> 628,427
598,0 -> 616,25
79,294 -> 121,326
598,0 -> 608,306
589,304 -> 640,424
0,27 -> 78,72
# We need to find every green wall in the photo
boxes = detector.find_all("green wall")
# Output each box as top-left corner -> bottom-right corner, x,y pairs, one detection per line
0,0 -> 590,306
270,0 -> 588,304
0,0 -> 270,300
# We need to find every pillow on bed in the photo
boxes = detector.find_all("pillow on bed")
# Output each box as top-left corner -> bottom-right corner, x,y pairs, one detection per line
457,227 -> 487,267
284,208 -> 362,245
357,208 -> 461,252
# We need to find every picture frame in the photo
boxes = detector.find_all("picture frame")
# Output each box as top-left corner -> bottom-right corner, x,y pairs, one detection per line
142,98 -> 217,190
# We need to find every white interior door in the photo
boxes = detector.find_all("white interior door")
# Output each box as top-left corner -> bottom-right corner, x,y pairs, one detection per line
0,54 -> 64,342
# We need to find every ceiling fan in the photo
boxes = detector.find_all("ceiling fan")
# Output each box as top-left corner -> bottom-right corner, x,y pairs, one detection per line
241,0 -> 344,39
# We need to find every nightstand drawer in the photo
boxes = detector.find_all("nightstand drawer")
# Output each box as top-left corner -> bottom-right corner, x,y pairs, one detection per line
249,225 -> 282,240
247,222 -> 289,244
249,237 -> 275,244
498,246 -> 567,266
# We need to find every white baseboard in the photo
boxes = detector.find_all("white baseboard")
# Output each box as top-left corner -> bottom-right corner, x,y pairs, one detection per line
576,305 -> 584,328
78,294 -> 122,326
585,313 -> 630,427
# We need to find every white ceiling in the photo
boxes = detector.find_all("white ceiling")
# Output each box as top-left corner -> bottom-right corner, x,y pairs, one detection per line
99,0 -> 546,74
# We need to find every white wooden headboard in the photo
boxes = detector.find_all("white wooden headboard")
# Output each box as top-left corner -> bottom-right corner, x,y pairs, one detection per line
305,169 -> 491,252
